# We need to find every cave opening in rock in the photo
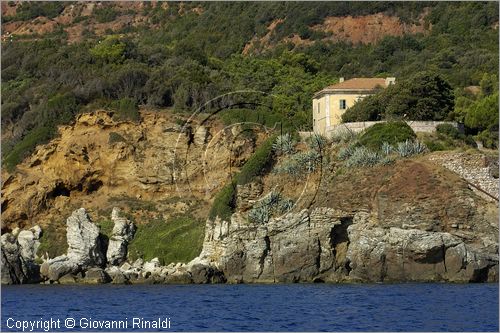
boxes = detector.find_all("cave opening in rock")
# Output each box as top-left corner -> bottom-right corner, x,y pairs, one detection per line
330,217 -> 354,271
48,183 -> 71,198
86,180 -> 103,194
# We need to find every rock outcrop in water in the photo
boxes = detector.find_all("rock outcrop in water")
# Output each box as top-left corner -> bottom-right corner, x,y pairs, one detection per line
189,208 -> 498,283
40,208 -> 106,282
3,200 -> 498,284
106,208 -> 136,266
1,226 -> 42,284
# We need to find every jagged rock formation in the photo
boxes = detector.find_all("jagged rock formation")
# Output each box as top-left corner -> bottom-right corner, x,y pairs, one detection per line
346,213 -> 498,282
106,207 -> 136,266
1,226 -> 42,284
1,111 -> 260,234
4,202 -> 498,284
3,154 -> 498,285
40,208 -> 105,282
190,208 -> 498,283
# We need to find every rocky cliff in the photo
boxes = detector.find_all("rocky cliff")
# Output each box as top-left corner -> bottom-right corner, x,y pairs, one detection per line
4,201 -> 496,285
190,206 -> 497,283
1,111 -> 498,284
1,110 -> 259,234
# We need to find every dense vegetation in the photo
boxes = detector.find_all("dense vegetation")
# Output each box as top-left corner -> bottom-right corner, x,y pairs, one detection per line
357,122 -> 416,150
341,73 -> 454,122
1,1 -> 499,170
127,216 -> 205,265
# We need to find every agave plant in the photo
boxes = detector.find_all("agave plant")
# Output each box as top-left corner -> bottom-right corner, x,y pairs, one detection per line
293,151 -> 321,173
396,140 -> 414,157
275,160 -> 302,177
307,133 -> 328,152
380,155 -> 396,165
411,140 -> 428,155
345,146 -> 381,167
330,128 -> 357,143
248,205 -> 271,224
396,140 -> 428,158
249,190 -> 295,223
273,133 -> 296,155
337,144 -> 356,161
381,142 -> 394,156
261,190 -> 281,207
279,198 -> 294,213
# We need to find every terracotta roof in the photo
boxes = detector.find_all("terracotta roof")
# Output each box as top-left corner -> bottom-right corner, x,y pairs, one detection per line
324,78 -> 388,90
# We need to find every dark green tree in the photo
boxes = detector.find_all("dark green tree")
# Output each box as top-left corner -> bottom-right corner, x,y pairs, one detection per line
385,72 -> 454,120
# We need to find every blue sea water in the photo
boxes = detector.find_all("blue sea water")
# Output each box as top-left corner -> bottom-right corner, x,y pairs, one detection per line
1,283 -> 498,332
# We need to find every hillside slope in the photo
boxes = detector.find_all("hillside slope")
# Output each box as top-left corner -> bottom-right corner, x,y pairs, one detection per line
1,110 -> 264,234
2,2 -> 498,173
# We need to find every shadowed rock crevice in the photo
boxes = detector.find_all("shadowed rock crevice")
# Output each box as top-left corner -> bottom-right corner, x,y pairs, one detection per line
47,182 -> 71,199
330,216 -> 353,271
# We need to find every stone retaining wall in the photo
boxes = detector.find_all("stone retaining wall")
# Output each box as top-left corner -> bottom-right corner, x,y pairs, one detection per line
327,121 -> 462,136
428,152 -> 499,200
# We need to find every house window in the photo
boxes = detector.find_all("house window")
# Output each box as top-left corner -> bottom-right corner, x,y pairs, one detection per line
339,99 -> 347,110
317,102 -> 320,114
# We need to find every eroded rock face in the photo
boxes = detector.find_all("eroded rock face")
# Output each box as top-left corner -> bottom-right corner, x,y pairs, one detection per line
65,208 -> 105,267
1,234 -> 26,284
191,208 -> 351,283
106,208 -> 136,266
346,218 -> 498,282
190,208 -> 498,283
1,226 -> 42,284
40,208 -> 105,282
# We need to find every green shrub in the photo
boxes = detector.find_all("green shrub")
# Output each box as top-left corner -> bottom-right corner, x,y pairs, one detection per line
475,129 -> 499,149
108,196 -> 157,212
90,36 -> 127,63
424,139 -> 451,152
97,219 -> 114,237
127,215 -> 205,265
208,180 -> 236,221
358,121 -> 416,150
3,126 -> 55,172
341,94 -> 384,122
94,7 -> 118,23
436,124 -> 461,139
111,98 -> 140,122
464,135 -> 478,148
209,136 -> 276,220
236,135 -> 276,185
10,2 -> 65,21
37,222 -> 67,259
464,92 -> 499,132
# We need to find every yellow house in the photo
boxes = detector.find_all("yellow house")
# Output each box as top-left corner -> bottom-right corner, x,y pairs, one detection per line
312,77 -> 396,135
